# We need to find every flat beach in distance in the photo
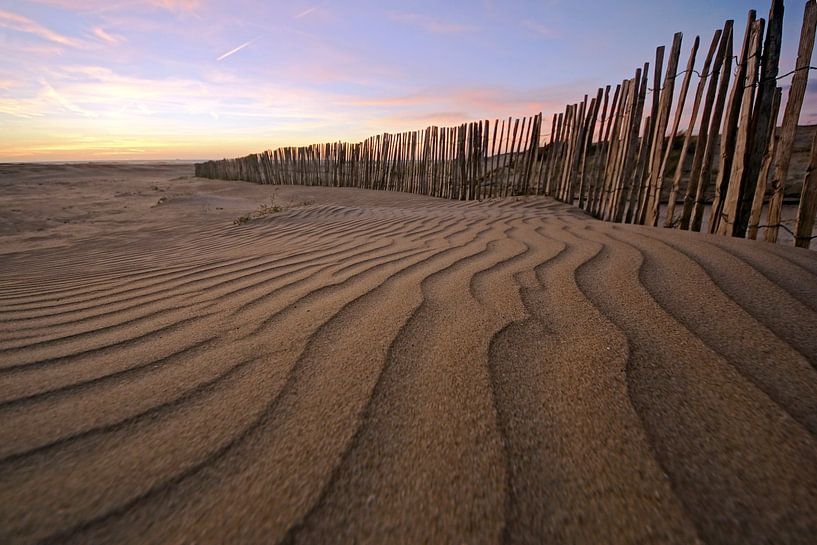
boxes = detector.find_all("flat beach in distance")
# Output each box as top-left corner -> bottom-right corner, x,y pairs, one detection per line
1,161 -> 817,544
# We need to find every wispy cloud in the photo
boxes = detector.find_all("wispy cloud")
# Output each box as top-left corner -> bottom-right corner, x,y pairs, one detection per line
149,0 -> 201,13
40,79 -> 98,117
22,0 -> 201,17
373,110 -> 471,129
9,63 -> 343,122
0,8 -> 83,47
91,26 -> 125,45
0,0 -> 694,162
389,13 -> 478,34
216,36 -> 261,61
342,94 -> 431,107
521,20 -> 554,38
0,96 -> 46,118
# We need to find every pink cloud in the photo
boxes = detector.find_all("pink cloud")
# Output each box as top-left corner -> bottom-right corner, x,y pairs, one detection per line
0,8 -> 84,47
339,85 -> 584,129
151,0 -> 200,12
389,13 -> 478,34
372,111 -> 472,130
342,94 -> 432,107
27,0 -> 201,13
91,26 -> 125,44
445,87 -> 556,117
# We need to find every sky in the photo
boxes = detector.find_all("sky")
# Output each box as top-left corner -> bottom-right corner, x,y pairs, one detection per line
0,0 -> 815,161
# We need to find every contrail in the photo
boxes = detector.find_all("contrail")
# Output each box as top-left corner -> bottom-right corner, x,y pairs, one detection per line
295,7 -> 316,18
216,36 -> 261,61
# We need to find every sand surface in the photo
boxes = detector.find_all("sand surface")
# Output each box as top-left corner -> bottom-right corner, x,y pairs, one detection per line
1,162 -> 817,545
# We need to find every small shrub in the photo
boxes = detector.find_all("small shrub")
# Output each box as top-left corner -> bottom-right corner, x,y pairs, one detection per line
233,195 -> 283,225
257,203 -> 283,215
233,213 -> 252,225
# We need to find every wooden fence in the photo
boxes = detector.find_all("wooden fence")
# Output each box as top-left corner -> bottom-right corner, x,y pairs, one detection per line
196,0 -> 817,249
195,115 -> 544,201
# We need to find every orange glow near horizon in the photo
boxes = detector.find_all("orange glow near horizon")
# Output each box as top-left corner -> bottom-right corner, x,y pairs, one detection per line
2,1 -> 817,162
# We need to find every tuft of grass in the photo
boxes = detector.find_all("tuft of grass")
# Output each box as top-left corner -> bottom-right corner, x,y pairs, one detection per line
233,213 -> 252,225
233,193 -> 283,225
256,202 -> 283,215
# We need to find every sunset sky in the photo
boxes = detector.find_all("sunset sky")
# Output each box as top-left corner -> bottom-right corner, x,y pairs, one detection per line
1,0 -> 814,161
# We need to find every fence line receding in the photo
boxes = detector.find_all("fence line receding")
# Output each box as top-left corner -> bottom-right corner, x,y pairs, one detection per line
196,0 -> 817,249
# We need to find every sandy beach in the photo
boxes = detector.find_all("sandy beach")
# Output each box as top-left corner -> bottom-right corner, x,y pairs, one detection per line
1,162 -> 817,545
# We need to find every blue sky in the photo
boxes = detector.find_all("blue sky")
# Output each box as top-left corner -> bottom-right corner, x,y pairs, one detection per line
0,0 -> 813,160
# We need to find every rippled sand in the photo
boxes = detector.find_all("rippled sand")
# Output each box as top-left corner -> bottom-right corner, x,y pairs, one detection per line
1,162 -> 816,545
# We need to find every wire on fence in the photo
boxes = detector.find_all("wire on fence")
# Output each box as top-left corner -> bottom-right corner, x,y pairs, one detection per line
750,223 -> 817,240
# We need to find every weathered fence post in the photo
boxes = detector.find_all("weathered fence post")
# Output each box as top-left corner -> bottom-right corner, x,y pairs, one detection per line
765,0 -> 817,242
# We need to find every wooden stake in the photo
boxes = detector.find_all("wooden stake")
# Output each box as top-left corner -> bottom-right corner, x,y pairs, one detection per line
747,88 -> 783,240
737,0 -> 784,236
505,118 -> 520,196
615,73 -> 646,222
601,83 -> 628,217
715,15 -> 763,236
794,125 -> 817,247
591,84 -> 621,215
581,87 -> 608,207
651,35 -> 699,226
546,113 -> 562,196
765,0 -> 817,243
645,33 -> 684,226
623,68 -> 651,222
578,90 -> 603,209
679,20 -> 733,230
490,119 -> 499,198
690,30 -> 733,232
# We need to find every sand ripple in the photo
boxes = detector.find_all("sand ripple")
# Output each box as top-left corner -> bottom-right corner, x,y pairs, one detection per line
1,170 -> 817,544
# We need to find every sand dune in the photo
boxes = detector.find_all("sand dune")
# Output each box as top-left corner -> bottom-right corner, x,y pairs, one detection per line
1,163 -> 817,544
